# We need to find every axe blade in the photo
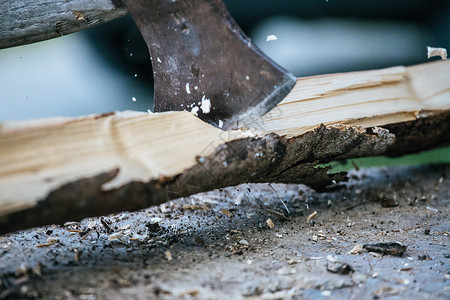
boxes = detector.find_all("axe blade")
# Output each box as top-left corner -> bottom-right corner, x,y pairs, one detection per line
123,0 -> 296,129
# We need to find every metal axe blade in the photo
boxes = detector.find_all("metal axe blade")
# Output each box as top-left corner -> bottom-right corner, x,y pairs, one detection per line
123,0 -> 296,129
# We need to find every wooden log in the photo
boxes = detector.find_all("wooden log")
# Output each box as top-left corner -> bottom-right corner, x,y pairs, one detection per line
0,0 -> 126,49
0,60 -> 449,233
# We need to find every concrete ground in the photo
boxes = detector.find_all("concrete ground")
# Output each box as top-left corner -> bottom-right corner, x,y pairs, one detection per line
1,164 -> 449,299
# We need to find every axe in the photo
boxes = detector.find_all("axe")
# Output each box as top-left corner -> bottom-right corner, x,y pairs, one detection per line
2,0 -> 296,129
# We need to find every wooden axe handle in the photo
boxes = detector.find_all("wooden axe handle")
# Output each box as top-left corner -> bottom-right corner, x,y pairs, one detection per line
0,0 -> 127,49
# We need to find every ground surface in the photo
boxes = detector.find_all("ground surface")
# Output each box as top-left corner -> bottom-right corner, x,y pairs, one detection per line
0,164 -> 449,299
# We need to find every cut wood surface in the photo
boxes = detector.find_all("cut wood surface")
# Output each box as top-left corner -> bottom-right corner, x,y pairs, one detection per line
0,60 -> 449,233
257,61 -> 449,136
0,0 -> 126,49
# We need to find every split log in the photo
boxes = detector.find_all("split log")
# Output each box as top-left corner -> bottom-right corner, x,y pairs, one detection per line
0,60 -> 449,233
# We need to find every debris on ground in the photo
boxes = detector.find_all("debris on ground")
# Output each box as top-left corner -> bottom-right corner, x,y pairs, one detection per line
221,209 -> 232,217
373,195 -> 399,207
363,242 -> 407,256
418,253 -> 432,260
0,165 -> 449,299
306,211 -> 317,222
266,218 -> 275,228
348,244 -> 364,255
326,262 -> 354,275
165,250 -> 172,262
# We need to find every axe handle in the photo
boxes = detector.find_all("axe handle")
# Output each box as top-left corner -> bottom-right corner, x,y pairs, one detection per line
0,0 -> 127,49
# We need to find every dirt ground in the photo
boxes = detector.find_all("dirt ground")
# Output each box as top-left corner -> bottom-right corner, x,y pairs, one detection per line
0,164 -> 449,299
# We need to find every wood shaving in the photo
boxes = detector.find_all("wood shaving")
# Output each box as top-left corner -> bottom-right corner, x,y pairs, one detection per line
306,211 -> 317,222
165,250 -> 172,262
266,34 -> 278,42
200,96 -> 211,114
427,46 -> 447,60
266,218 -> 275,228
87,221 -> 97,229
221,209 -> 232,216
182,205 -> 209,211
179,290 -> 199,297
348,244 -> 363,255
66,229 -> 83,233
119,224 -> 131,231
63,221 -> 78,226
35,241 -> 57,248
426,206 -> 438,212
108,233 -> 124,241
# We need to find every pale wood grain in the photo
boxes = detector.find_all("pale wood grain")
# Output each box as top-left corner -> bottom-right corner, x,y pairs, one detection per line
258,61 -> 450,137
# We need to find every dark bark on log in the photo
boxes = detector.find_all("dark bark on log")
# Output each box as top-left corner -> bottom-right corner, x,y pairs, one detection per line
384,110 -> 450,156
1,110 -> 449,234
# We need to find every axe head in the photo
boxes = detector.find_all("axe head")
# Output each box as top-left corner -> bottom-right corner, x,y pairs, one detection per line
123,0 -> 296,129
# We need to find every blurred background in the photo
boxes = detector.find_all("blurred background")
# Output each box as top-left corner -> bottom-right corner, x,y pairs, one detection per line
0,0 -> 449,121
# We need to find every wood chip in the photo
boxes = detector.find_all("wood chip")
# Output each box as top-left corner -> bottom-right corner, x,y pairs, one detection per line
427,46 -> 447,60
182,205 -> 209,211
266,218 -> 275,228
179,290 -> 199,297
348,244 -> 363,255
307,211 -> 317,222
65,229 -> 84,233
266,34 -> 278,42
108,233 -> 124,241
373,286 -> 405,297
46,237 -> 58,243
34,242 -> 55,248
326,262 -> 354,275
221,209 -> 232,217
35,237 -> 58,248
119,224 -> 131,231
63,221 -> 79,226
165,250 -> 172,262
426,206 -> 438,212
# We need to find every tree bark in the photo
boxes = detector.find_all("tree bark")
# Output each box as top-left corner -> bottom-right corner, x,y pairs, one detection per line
0,60 -> 449,233
0,0 -> 126,49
